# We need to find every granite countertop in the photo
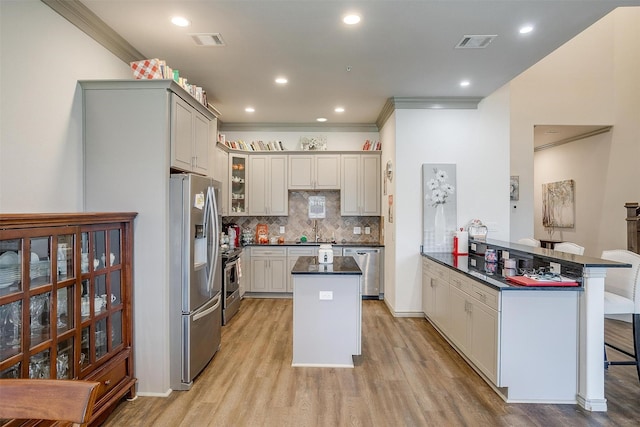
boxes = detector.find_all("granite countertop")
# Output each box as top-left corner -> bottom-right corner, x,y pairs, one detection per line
422,253 -> 585,292
246,241 -> 384,247
291,256 -> 362,275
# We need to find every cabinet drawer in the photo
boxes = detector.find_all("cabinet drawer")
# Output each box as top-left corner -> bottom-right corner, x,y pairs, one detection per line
470,282 -> 499,310
287,247 -> 317,256
449,273 -> 471,294
251,247 -> 287,256
85,352 -> 129,401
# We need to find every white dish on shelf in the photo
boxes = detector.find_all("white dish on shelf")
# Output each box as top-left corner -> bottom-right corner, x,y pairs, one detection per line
0,251 -> 19,265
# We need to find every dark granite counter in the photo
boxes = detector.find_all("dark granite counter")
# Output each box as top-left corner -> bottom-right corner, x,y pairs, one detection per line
245,241 -> 383,248
291,256 -> 362,275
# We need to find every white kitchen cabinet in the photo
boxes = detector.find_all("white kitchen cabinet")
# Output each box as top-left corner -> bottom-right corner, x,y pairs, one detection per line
170,93 -> 210,175
421,260 -> 450,333
341,154 -> 380,216
288,154 -> 340,190
228,153 -> 247,216
239,248 -> 250,297
248,155 -> 288,216
249,247 -> 287,292
287,246 -> 317,292
211,145 -> 228,215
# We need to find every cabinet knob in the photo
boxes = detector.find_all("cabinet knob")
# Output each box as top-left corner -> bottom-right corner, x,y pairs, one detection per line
104,379 -> 111,386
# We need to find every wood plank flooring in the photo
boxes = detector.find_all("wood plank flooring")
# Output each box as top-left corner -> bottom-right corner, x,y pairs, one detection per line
103,299 -> 640,426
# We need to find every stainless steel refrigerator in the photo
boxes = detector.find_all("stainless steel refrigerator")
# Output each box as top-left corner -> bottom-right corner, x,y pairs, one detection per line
169,173 -> 222,390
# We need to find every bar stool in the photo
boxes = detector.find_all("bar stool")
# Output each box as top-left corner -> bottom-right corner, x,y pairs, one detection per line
554,242 -> 585,255
601,249 -> 640,381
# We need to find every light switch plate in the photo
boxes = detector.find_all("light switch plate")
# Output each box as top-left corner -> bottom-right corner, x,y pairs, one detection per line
550,262 -> 561,274
319,291 -> 333,300
364,226 -> 371,234
354,227 -> 361,234
279,226 -> 285,234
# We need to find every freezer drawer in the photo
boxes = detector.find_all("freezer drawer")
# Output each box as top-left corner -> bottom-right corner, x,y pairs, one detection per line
342,248 -> 383,298
172,293 -> 222,390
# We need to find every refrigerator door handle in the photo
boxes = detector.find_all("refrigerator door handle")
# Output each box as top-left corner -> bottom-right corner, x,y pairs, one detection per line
204,186 -> 219,294
193,294 -> 221,322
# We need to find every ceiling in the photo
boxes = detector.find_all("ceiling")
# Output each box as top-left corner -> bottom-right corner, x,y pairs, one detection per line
71,0 -> 639,127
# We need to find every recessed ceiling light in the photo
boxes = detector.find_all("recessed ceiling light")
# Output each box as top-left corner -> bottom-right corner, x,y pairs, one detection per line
275,77 -> 288,85
171,16 -> 191,27
334,107 -> 345,113
343,14 -> 361,25
245,107 -> 255,113
519,25 -> 534,34
460,80 -> 470,87
317,117 -> 328,122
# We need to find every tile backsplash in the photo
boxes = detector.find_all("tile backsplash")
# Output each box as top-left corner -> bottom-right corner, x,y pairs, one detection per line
223,190 -> 380,244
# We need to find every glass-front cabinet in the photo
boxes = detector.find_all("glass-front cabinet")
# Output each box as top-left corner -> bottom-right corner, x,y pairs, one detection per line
229,153 -> 247,215
0,213 -> 136,425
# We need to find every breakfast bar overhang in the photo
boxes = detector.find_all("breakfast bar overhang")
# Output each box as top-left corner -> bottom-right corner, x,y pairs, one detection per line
291,256 -> 362,368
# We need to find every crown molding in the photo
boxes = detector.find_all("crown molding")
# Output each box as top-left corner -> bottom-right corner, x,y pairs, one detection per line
42,0 -> 145,64
376,96 -> 483,128
534,126 -> 612,152
218,122 -> 379,133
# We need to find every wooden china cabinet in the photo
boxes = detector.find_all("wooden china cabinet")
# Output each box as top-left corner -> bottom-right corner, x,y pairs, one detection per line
0,213 -> 136,426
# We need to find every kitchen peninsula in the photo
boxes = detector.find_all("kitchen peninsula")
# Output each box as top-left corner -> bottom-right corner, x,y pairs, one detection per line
291,256 -> 362,367
422,239 -> 631,411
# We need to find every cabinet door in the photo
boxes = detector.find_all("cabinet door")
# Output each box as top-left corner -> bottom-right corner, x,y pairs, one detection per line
432,277 -> 450,333
171,95 -> 194,172
268,258 -> 287,292
215,148 -> 229,215
268,156 -> 288,216
192,112 -> 209,175
248,156 -> 268,215
422,272 -> 434,317
288,155 -> 314,189
341,154 -> 360,215
447,285 -> 469,353
229,154 -> 247,216
315,155 -> 340,189
250,259 -> 268,292
360,155 -> 381,215
469,301 -> 498,382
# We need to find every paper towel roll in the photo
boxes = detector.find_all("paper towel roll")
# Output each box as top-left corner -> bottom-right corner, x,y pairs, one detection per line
455,230 -> 469,255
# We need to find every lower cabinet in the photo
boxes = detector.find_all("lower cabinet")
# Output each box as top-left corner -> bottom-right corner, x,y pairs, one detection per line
249,247 -> 287,292
421,263 -> 449,333
287,247 -> 317,292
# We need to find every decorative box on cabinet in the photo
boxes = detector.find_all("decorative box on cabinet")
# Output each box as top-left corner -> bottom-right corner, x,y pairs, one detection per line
341,154 -> 380,216
0,213 -> 136,426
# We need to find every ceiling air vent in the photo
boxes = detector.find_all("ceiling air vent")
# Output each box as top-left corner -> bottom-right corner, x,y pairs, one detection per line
455,35 -> 497,49
190,33 -> 226,47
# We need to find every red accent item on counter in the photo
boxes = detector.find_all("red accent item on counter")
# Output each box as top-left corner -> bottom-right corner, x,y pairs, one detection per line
256,224 -> 269,244
452,236 -> 459,254
507,276 -> 579,287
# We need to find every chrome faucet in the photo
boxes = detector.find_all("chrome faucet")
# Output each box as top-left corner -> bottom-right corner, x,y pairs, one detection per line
313,220 -> 320,243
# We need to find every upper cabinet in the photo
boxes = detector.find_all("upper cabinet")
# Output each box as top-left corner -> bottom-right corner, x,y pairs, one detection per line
228,153 -> 247,216
170,93 -> 210,175
341,154 -> 381,216
288,154 -> 340,190
248,155 -> 288,216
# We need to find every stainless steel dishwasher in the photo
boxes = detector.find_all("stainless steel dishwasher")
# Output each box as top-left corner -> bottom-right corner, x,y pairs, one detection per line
342,247 -> 383,299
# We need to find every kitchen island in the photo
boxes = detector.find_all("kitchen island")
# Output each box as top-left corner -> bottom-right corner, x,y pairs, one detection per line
291,256 -> 362,367
422,239 -> 631,411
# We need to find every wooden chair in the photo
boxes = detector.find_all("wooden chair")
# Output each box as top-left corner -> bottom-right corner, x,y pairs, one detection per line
517,237 -> 541,247
601,249 -> 640,381
0,379 -> 100,427
554,242 -> 585,255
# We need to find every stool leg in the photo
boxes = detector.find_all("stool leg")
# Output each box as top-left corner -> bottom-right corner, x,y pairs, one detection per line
633,314 -> 640,382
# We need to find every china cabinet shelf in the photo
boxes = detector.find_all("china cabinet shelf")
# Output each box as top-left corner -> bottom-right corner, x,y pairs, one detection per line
0,212 -> 136,426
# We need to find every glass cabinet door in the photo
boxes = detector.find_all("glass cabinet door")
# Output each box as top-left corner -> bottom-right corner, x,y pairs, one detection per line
230,154 -> 247,214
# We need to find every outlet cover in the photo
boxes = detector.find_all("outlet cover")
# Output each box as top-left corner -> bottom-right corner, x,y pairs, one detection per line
550,262 -> 561,274
354,227 -> 361,234
364,226 -> 371,234
279,226 -> 285,234
319,291 -> 333,300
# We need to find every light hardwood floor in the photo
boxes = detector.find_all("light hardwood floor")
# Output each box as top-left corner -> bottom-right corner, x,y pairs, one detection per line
104,299 -> 640,426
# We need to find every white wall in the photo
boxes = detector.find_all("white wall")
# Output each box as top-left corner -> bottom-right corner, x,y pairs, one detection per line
0,0 -> 131,212
379,112 -> 397,311
510,7 -> 640,254
388,85 -> 511,315
534,133 -> 612,256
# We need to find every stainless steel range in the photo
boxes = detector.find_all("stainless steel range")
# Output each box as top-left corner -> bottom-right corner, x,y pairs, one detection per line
221,248 -> 242,325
